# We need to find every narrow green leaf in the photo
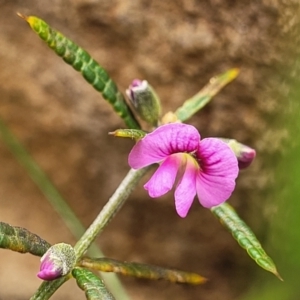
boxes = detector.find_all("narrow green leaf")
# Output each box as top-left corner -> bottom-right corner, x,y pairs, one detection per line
72,267 -> 115,300
109,129 -> 147,140
79,257 -> 207,285
0,221 -> 51,256
175,68 -> 239,122
211,203 -> 283,280
18,13 -> 140,130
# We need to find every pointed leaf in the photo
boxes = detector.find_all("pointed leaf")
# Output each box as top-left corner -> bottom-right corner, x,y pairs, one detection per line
18,13 -> 140,129
72,267 -> 115,300
175,68 -> 239,122
0,221 -> 51,256
211,203 -> 282,280
79,257 -> 207,285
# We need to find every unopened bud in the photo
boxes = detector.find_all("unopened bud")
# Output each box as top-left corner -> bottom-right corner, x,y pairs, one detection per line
126,79 -> 161,126
220,138 -> 256,169
37,243 -> 76,281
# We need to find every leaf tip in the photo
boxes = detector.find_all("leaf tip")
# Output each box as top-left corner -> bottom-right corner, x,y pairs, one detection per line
274,270 -> 284,281
194,275 -> 208,285
228,68 -> 240,80
180,272 -> 208,285
108,130 -> 120,137
16,12 -> 28,21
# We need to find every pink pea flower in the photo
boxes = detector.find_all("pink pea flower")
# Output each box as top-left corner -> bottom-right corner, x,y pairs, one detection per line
128,123 -> 239,218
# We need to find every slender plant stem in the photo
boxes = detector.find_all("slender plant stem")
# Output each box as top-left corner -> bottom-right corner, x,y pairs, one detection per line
30,166 -> 150,300
74,167 -> 150,257
30,277 -> 68,300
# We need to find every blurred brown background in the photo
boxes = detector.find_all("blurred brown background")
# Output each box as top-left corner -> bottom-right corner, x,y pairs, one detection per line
0,1 -> 295,299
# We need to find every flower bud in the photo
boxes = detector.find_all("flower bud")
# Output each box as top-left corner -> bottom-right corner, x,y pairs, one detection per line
220,138 -> 256,169
236,145 -> 256,169
37,243 -> 76,281
126,79 -> 161,127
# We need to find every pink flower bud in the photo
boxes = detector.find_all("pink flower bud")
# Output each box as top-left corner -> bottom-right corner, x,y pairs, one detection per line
237,144 -> 256,169
37,243 -> 76,281
219,138 -> 256,169
126,79 -> 161,126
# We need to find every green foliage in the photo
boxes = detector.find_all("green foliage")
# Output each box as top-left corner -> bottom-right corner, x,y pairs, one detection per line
79,257 -> 207,285
18,13 -> 140,130
0,221 -> 50,256
211,203 -> 282,280
72,267 -> 115,300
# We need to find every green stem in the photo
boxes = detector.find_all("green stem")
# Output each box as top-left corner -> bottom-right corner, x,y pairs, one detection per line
30,277 -> 68,300
30,166 -> 150,299
74,167 -> 150,257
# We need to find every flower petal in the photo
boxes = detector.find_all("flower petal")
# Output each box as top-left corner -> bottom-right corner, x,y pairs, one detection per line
38,268 -> 62,281
174,157 -> 197,218
196,138 -> 238,207
128,123 -> 200,169
144,154 -> 181,197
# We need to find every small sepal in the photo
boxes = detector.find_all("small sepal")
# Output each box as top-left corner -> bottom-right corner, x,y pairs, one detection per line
109,129 -> 147,140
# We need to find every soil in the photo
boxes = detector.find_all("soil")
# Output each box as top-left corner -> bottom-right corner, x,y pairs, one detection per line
0,1 -> 296,299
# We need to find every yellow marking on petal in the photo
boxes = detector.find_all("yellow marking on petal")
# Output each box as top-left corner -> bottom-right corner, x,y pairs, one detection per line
179,153 -> 200,173
187,154 -> 200,169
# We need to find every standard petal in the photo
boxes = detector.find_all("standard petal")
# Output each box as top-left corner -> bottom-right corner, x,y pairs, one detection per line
197,138 -> 239,176
128,123 -> 200,169
196,138 -> 239,208
174,157 -> 197,218
144,154 -> 181,198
